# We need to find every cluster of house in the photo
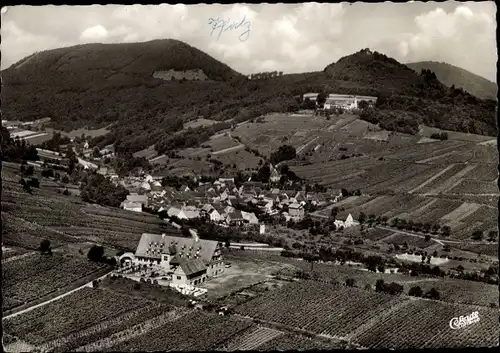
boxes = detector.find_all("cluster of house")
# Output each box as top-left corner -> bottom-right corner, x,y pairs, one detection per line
119,230 -> 225,287
118,175 -> 348,230
302,93 -> 377,110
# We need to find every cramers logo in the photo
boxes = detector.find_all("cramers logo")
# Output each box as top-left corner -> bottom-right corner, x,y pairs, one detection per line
449,311 -> 480,329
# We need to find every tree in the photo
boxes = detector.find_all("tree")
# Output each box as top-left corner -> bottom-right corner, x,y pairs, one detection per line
345,278 -> 356,287
358,212 -> 366,225
341,188 -> 349,197
225,239 -> 231,248
364,284 -> 372,291
39,239 -> 52,255
377,264 -> 385,273
270,145 -> 296,165
441,226 -> 451,237
471,230 -> 483,241
384,282 -> 404,295
425,288 -> 440,300
487,230 -> 498,242
62,174 -> 70,184
425,234 -> 431,242
92,147 -> 101,158
408,286 -> 423,297
88,245 -> 105,262
375,279 -> 385,292
330,207 -> 339,219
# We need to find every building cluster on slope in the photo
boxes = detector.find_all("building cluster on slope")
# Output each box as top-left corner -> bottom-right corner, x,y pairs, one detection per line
116,174 -> 347,229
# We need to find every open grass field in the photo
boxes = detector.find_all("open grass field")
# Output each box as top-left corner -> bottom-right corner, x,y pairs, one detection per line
45,126 -> 111,139
381,233 -> 433,249
183,118 -> 217,130
207,134 -> 241,152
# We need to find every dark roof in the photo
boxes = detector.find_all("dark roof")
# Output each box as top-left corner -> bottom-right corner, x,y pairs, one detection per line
135,233 -> 218,265
178,258 -> 207,276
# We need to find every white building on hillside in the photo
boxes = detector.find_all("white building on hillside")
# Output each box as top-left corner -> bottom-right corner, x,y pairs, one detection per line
133,232 -> 225,285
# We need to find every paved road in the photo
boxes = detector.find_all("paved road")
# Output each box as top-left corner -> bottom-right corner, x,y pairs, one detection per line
3,272 -> 112,320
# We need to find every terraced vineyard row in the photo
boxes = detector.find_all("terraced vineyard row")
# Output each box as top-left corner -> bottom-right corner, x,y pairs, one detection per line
234,281 -> 408,338
2,254 -> 106,310
218,326 -> 283,351
3,287 -> 155,345
255,333 -> 347,350
111,311 -> 254,351
352,299 -> 499,349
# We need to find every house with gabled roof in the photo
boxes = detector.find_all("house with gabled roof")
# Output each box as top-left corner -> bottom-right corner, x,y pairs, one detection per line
122,201 -> 142,213
288,202 -> 304,220
134,232 -> 224,280
241,211 -> 259,224
227,210 -> 244,225
201,203 -> 214,214
270,165 -> 281,182
127,193 -> 148,207
295,191 -> 307,203
334,213 -> 358,229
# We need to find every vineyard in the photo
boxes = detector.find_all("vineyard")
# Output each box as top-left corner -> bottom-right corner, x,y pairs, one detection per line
111,311 -> 254,351
2,287 -> 159,345
255,332 -> 347,351
218,325 -> 284,351
2,253 -> 106,310
234,281 -> 409,338
352,299 -> 499,349
1,174 -> 176,251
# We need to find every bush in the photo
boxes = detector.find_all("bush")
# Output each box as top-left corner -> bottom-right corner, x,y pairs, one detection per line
88,245 -> 105,262
345,278 -> 356,287
408,286 -> 423,297
92,280 -> 99,288
39,239 -> 52,255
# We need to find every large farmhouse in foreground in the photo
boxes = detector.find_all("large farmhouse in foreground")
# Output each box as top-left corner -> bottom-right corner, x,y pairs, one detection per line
133,232 -> 224,286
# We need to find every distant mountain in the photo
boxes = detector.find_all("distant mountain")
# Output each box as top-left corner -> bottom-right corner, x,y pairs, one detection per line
5,39 -> 242,82
324,48 -> 422,95
406,61 -> 497,100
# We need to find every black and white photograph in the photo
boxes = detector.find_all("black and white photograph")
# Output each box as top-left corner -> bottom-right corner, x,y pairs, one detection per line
1,1 -> 498,351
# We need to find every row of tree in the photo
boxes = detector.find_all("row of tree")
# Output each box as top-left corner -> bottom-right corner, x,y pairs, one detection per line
248,71 -> 284,80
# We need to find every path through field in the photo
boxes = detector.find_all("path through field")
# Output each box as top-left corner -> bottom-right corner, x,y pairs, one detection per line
211,144 -> 245,155
377,226 -> 493,245
2,272 -> 112,321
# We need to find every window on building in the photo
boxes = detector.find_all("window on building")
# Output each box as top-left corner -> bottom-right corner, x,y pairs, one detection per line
177,276 -> 181,280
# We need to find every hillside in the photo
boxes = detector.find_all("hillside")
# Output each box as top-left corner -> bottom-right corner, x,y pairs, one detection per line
1,44 -> 497,155
406,61 -> 497,100
324,49 -> 497,135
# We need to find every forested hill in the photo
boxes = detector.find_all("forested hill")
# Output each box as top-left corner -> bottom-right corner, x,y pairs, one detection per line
1,43 -> 497,154
406,61 -> 497,100
323,49 -> 497,136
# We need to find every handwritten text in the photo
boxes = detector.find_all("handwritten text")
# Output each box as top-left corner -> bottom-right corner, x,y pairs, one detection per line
208,15 -> 251,42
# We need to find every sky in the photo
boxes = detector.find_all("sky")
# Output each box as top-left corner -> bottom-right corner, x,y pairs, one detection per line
1,2 -> 497,82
